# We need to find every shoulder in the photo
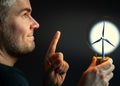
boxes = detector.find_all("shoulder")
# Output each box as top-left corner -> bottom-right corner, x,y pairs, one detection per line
0,64 -> 29,86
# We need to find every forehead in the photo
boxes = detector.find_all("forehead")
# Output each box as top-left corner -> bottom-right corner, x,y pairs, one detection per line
11,0 -> 31,11
16,0 -> 31,6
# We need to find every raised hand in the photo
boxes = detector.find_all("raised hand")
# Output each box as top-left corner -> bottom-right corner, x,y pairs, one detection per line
44,31 -> 69,86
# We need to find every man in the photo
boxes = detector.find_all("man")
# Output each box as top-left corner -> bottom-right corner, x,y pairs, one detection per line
0,0 -> 115,86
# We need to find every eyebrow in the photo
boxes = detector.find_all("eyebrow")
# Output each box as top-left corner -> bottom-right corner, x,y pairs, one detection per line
17,7 -> 32,15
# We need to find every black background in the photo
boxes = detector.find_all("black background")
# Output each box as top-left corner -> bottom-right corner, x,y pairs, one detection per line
15,1 -> 120,86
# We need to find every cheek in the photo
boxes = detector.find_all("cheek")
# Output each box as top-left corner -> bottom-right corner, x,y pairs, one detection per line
8,15 -> 31,37
7,17 -> 30,43
11,23 -> 28,42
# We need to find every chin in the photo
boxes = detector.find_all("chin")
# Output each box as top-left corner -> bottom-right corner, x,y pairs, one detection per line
14,46 -> 35,57
27,43 -> 35,52
18,42 -> 35,55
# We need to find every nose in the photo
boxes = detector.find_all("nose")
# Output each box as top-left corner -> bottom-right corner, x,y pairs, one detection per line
30,17 -> 40,30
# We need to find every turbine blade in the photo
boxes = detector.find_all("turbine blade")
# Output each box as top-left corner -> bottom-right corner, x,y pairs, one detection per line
104,39 -> 115,47
91,37 -> 102,45
102,21 -> 105,37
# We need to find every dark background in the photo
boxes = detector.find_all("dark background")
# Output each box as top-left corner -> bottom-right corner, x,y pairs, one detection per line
15,1 -> 120,86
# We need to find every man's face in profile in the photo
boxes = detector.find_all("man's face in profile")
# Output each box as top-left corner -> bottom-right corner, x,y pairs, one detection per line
1,0 -> 39,57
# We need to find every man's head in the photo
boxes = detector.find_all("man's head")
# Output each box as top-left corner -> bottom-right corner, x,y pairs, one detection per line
0,0 -> 40,57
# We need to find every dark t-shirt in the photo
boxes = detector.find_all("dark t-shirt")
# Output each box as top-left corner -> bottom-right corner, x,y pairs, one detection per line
0,63 -> 29,86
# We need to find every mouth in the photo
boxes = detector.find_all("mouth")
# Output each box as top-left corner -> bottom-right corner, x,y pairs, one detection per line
27,34 -> 34,41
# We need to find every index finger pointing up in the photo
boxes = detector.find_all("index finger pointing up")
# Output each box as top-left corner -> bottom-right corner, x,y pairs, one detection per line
47,31 -> 61,55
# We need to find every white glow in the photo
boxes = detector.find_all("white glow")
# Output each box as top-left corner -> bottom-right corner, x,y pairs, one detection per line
89,21 -> 120,54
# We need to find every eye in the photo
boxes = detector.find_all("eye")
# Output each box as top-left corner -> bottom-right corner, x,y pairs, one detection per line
22,13 -> 29,19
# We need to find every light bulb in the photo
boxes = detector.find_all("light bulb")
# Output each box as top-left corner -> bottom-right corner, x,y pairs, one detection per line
89,20 -> 120,55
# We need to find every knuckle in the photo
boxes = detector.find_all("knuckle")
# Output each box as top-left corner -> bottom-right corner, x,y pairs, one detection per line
56,52 -> 64,59
94,67 -> 105,79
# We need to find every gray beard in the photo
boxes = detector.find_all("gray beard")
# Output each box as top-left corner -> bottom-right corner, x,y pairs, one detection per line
1,24 -> 35,58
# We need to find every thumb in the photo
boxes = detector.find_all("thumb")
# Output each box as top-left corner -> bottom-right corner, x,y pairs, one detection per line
89,56 -> 97,66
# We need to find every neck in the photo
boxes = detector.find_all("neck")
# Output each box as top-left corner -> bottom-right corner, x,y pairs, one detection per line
0,50 -> 18,67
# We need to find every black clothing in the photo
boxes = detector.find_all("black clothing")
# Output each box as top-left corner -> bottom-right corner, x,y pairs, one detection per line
0,63 -> 29,86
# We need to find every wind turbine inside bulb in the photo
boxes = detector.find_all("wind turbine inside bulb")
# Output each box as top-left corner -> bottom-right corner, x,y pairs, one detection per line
91,21 -> 115,61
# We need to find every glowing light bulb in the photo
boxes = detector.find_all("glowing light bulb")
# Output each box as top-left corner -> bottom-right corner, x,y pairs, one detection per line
89,20 -> 120,55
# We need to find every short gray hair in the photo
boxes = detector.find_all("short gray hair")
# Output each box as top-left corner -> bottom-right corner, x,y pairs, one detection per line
0,0 -> 16,23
